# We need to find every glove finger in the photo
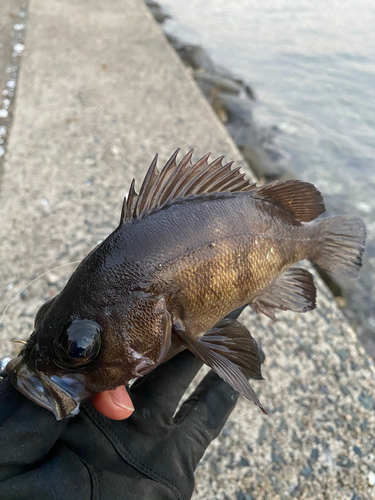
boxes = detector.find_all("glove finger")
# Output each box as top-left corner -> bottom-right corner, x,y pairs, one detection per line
174,370 -> 239,468
129,349 -> 202,419
0,446 -> 91,500
0,378 -> 68,481
0,377 -> 23,425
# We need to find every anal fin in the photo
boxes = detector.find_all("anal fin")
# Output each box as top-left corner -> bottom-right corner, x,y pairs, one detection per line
251,267 -> 316,321
174,319 -> 267,414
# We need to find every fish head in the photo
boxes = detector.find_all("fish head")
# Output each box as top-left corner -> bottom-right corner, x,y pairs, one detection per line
6,291 -> 172,420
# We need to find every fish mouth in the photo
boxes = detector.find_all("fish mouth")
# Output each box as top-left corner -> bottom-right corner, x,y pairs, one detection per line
5,357 -> 90,421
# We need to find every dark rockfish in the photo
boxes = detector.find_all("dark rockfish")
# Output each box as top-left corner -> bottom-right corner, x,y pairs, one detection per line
4,150 -> 366,419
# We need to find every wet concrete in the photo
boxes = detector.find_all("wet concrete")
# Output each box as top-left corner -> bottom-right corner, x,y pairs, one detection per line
0,1 -> 374,499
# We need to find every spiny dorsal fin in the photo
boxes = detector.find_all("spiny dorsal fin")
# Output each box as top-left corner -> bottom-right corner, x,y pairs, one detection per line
251,180 -> 325,222
120,179 -> 139,224
120,149 -> 256,223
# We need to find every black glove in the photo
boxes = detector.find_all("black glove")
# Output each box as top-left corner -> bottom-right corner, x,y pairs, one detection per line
0,350 -> 239,500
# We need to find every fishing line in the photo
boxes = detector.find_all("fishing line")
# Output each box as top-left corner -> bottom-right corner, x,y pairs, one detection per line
0,260 -> 81,326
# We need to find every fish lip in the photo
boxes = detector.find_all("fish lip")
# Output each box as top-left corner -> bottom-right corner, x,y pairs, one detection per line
6,357 -> 90,421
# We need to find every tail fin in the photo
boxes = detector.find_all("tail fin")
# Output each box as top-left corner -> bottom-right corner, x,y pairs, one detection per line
311,216 -> 366,278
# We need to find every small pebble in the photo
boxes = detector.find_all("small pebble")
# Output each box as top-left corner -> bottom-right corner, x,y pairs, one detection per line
257,423 -> 268,445
358,391 -> 375,411
360,419 -> 368,432
271,452 -> 284,463
340,385 -> 350,396
278,418 -> 288,432
334,296 -> 346,308
290,484 -> 301,497
110,145 -> 121,156
84,157 -> 96,166
310,448 -> 319,463
336,455 -> 354,468
45,272 -> 59,285
353,446 -> 362,457
335,348 -> 350,362
301,466 -> 312,478
270,476 -> 282,493
13,43 -> 25,53
368,471 -> 375,486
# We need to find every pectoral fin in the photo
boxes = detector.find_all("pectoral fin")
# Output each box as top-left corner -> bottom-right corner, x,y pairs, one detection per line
174,319 -> 267,414
251,267 -> 316,321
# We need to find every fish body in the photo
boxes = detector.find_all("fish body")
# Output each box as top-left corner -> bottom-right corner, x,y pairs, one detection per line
4,150 -> 366,419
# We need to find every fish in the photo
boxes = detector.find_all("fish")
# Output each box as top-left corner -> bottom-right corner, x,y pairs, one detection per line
3,149 -> 366,420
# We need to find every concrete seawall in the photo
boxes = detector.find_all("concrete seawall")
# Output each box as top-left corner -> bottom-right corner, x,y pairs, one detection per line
0,1 -> 374,498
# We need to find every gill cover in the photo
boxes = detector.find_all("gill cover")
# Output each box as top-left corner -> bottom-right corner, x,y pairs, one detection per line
126,294 -> 172,376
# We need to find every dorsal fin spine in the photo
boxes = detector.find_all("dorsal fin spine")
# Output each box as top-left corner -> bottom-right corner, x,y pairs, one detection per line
217,171 -> 248,192
209,166 -> 242,192
120,196 -> 127,225
197,161 -> 234,193
168,151 -> 197,201
179,157 -> 224,198
170,153 -> 218,199
147,148 -> 180,211
155,151 -> 197,207
136,154 -> 159,216
156,160 -> 187,207
124,179 -> 137,222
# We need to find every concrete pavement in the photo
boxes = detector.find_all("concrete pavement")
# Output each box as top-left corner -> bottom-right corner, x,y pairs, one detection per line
0,1 -> 374,498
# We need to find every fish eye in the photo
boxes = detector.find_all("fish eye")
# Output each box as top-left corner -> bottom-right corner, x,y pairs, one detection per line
55,319 -> 102,369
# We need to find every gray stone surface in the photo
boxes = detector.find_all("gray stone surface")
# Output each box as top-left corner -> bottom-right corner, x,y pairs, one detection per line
0,1 -> 374,499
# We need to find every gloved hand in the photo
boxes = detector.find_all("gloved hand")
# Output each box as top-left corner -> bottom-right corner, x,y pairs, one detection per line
0,350 -> 239,500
